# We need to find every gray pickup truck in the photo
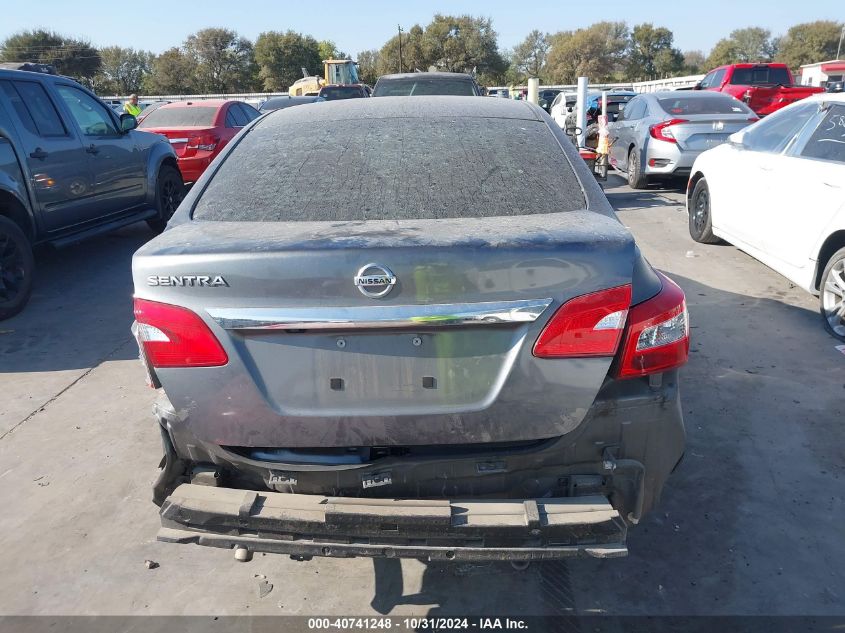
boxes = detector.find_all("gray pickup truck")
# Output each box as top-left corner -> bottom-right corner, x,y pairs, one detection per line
0,67 -> 183,319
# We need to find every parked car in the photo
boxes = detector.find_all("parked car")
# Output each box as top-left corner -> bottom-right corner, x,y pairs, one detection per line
538,88 -> 562,112
688,93 -> 845,341
133,96 -> 689,563
694,63 -> 824,117
317,84 -> 370,100
550,91 -> 578,128
487,87 -> 510,98
259,95 -> 322,113
138,100 -> 260,184
372,72 -> 481,97
0,67 -> 182,319
136,100 -> 171,124
609,91 -> 757,188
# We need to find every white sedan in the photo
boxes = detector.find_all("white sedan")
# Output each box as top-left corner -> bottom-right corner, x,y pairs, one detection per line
687,93 -> 845,341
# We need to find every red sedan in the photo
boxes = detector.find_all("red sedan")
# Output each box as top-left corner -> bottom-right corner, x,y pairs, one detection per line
138,100 -> 260,183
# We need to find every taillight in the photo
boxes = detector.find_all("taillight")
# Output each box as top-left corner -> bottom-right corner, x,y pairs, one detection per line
649,119 -> 687,143
133,298 -> 228,368
533,285 -> 631,358
615,272 -> 689,379
186,134 -> 218,152
747,116 -> 760,122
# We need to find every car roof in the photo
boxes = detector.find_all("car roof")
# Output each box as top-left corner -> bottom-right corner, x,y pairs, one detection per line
377,72 -> 475,81
257,95 -> 541,125
804,91 -> 845,104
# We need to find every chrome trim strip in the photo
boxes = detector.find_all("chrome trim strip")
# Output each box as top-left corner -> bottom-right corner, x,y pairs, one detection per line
207,298 -> 554,331
168,138 -> 190,144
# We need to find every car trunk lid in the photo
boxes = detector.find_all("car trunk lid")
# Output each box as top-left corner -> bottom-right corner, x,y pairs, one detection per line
133,212 -> 636,447
664,115 -> 753,151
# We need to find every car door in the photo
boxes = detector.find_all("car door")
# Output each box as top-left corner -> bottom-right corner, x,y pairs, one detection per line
757,102 -> 845,272
54,83 -> 146,216
0,79 -> 96,232
722,101 -> 820,245
610,97 -> 645,170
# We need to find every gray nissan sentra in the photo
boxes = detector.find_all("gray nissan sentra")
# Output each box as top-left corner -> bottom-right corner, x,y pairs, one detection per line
131,96 -> 689,563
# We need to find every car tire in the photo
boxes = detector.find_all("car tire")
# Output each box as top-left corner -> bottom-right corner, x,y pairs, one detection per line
147,164 -> 185,234
0,215 -> 35,321
627,148 -> 648,189
688,178 -> 720,244
819,246 -> 845,342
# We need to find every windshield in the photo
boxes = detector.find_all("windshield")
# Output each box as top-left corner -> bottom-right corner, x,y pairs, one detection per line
658,95 -> 753,115
319,86 -> 364,100
138,106 -> 217,128
730,66 -> 792,86
193,116 -> 585,222
373,78 -> 477,97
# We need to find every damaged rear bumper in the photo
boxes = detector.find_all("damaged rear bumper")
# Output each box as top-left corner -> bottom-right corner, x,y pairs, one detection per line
158,483 -> 628,561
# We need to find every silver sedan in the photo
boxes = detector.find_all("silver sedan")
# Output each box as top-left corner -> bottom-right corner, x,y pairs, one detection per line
608,91 -> 757,189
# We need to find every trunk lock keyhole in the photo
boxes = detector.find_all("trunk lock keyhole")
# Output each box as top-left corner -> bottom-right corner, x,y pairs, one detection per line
412,337 -> 422,347
336,338 -> 346,349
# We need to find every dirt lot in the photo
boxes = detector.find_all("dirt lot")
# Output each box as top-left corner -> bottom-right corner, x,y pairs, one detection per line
1,175 -> 843,616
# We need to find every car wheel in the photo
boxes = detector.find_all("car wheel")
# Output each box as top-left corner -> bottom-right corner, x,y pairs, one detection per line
148,164 -> 185,233
688,178 -> 720,244
820,246 -> 845,342
0,215 -> 34,321
627,148 -> 648,189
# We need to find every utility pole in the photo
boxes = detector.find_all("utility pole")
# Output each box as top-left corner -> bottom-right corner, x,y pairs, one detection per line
398,25 -> 404,73
838,24 -> 844,61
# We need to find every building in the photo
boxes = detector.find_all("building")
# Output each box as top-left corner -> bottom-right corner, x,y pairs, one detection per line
799,60 -> 845,87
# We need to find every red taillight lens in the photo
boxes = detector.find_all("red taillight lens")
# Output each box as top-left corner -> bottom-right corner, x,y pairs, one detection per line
186,134 -> 218,151
649,118 -> 687,143
133,298 -> 228,368
615,272 -> 689,379
533,285 -> 632,358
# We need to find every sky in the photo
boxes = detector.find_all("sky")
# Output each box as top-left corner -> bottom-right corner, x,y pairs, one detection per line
1,0 -> 842,58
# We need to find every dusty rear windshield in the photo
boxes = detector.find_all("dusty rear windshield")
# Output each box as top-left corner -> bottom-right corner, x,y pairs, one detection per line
373,79 -> 477,97
138,106 -> 217,128
192,116 -> 585,222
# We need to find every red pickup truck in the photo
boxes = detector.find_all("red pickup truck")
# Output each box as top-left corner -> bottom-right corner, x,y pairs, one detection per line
694,63 -> 824,116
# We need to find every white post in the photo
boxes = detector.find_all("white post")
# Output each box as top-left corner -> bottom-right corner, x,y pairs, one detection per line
527,77 -> 539,105
576,76 -> 589,147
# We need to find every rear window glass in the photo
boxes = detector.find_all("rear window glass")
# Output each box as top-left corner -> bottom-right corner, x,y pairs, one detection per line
193,117 -> 585,222
800,104 -> 845,163
730,67 -> 792,86
320,86 -> 363,100
373,79 -> 476,97
658,95 -> 752,115
138,106 -> 217,128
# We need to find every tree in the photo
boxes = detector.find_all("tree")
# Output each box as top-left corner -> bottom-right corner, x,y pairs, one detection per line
626,23 -> 682,81
706,27 -> 776,68
777,20 -> 844,69
420,14 -> 507,76
545,22 -> 628,84
510,30 -> 549,80
95,46 -> 153,94
683,50 -> 706,74
356,49 -> 380,86
184,28 -> 255,93
376,25 -> 425,75
318,40 -> 347,60
143,47 -> 197,94
254,30 -> 322,91
0,29 -> 100,83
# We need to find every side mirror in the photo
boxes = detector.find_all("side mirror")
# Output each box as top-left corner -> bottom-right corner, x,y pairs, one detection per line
120,113 -> 137,133
728,129 -> 748,148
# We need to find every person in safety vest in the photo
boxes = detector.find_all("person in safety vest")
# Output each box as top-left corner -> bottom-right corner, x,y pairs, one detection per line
123,94 -> 141,117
